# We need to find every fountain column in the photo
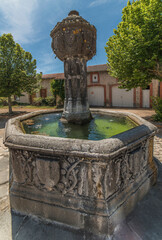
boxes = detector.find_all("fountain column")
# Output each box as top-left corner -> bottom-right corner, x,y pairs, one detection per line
62,57 -> 91,123
50,10 -> 96,124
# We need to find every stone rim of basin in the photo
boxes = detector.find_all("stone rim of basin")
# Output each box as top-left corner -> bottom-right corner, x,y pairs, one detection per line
4,109 -> 157,156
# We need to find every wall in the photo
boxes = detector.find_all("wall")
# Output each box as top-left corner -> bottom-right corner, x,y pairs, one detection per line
18,71 -> 160,108
40,79 -> 53,97
19,93 -> 30,104
135,80 -> 159,108
160,82 -> 162,99
87,71 -> 117,106
135,87 -> 141,108
152,79 -> 159,97
36,79 -> 53,98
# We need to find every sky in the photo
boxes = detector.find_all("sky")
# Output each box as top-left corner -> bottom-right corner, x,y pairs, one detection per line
0,0 -> 129,74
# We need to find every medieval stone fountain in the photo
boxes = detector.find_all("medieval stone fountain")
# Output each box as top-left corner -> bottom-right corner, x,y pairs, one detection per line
4,10 -> 157,238
50,10 -> 96,124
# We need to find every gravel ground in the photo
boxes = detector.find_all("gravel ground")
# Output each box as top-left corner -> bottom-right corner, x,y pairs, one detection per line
0,106 -> 156,118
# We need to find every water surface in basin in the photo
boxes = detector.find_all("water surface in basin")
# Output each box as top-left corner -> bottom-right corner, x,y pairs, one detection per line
22,113 -> 137,140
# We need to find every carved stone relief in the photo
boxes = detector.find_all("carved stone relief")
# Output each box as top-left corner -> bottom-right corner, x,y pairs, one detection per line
34,158 -> 60,191
104,159 -> 121,199
92,163 -> 107,199
11,150 -> 36,184
10,139 -> 150,200
56,156 -> 84,195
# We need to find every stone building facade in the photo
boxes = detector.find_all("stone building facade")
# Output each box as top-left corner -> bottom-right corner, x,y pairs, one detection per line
18,64 -> 160,108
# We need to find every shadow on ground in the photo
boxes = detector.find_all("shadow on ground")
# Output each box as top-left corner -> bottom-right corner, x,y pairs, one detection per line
0,112 -> 27,129
0,118 -> 8,129
113,158 -> 162,240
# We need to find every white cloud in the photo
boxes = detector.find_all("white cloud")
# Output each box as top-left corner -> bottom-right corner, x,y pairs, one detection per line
37,52 -> 63,74
89,0 -> 108,7
37,52 -> 54,73
0,0 -> 38,44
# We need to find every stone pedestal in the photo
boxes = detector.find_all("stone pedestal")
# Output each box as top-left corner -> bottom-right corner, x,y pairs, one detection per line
62,58 -> 91,124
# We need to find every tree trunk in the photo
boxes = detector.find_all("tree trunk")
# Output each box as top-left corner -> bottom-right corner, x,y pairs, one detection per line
8,96 -> 13,114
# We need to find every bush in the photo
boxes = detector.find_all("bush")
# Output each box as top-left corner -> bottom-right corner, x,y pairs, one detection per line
15,102 -> 29,106
41,98 -> 47,106
32,97 -> 43,106
0,97 -> 8,106
45,96 -> 56,106
0,97 -> 20,106
32,97 -> 56,106
56,99 -> 64,108
51,79 -> 64,102
152,97 -> 162,122
12,100 -> 19,105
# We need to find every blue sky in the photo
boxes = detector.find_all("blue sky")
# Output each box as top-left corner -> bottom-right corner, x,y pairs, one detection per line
0,0 -> 129,74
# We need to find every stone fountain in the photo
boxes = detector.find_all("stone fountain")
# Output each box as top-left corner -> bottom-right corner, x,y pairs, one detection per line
50,10 -> 96,124
4,10 -> 158,239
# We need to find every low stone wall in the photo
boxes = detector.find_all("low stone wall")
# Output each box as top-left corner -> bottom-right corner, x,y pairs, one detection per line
4,110 -> 157,237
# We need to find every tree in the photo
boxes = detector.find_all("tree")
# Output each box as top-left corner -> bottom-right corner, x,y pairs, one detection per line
105,0 -> 162,90
51,79 -> 65,105
0,33 -> 41,113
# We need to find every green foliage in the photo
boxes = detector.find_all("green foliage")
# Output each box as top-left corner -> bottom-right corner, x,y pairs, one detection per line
152,97 -> 162,121
0,97 -> 8,106
0,33 -> 42,112
44,96 -> 56,106
105,0 -> 162,90
32,96 -> 56,106
32,97 -> 43,106
56,99 -> 64,108
51,79 -> 65,101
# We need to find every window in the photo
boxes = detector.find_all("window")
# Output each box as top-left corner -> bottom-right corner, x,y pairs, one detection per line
40,89 -> 47,98
92,73 -> 98,83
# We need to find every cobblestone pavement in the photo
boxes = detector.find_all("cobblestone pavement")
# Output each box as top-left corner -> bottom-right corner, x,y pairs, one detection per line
0,137 -> 9,212
154,128 -> 162,163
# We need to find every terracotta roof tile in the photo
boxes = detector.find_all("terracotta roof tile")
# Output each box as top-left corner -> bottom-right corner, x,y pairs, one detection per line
87,64 -> 108,72
42,64 -> 108,79
42,73 -> 65,79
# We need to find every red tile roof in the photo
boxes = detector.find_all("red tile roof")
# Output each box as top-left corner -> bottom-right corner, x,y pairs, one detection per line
87,64 -> 108,72
42,64 -> 108,79
42,73 -> 65,80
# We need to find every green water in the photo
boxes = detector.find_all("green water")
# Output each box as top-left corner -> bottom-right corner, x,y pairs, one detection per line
22,113 -> 137,140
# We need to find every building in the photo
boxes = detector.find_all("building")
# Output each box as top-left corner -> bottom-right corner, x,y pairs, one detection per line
18,64 -> 161,108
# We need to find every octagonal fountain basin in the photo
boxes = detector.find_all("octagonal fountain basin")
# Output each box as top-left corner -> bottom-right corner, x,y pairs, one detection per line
22,112 -> 138,140
4,109 -> 157,238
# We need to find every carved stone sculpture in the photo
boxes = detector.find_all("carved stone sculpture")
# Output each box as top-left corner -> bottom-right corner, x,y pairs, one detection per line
50,10 -> 96,124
